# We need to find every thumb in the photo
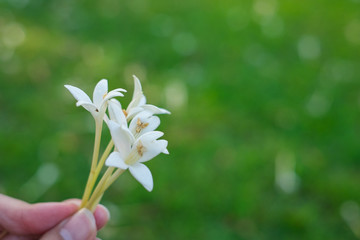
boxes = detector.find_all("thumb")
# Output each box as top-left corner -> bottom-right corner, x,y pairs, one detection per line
40,208 -> 97,240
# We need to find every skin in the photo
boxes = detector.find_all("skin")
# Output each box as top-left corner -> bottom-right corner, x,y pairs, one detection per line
0,194 -> 109,240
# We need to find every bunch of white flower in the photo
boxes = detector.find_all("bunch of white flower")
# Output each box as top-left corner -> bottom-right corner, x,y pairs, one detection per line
65,75 -> 170,211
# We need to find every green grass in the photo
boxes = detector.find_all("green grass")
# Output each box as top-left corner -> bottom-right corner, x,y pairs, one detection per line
1,0 -> 360,239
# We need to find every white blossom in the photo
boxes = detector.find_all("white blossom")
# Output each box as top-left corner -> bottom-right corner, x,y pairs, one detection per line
108,99 -> 127,126
125,75 -> 171,120
105,120 -> 168,191
65,79 -> 126,122
129,111 -> 160,138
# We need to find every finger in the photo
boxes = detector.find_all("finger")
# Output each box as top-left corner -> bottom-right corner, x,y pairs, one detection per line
63,199 -> 110,230
3,234 -> 37,240
1,204 -> 108,240
93,204 -> 110,230
0,194 -> 78,235
40,209 -> 97,240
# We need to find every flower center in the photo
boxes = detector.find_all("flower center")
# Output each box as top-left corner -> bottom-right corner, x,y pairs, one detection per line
123,109 -> 128,118
125,141 -> 146,165
136,118 -> 149,134
137,141 -> 146,156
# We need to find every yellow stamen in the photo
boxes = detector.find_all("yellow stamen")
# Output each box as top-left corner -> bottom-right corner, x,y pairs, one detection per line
123,109 -> 128,117
125,141 -> 146,165
137,141 -> 145,156
136,118 -> 149,133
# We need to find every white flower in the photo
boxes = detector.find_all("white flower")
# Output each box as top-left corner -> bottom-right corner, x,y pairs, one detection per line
108,99 -> 127,126
125,75 -> 171,120
105,120 -> 169,191
65,79 -> 126,122
108,100 -> 160,138
129,111 -> 160,138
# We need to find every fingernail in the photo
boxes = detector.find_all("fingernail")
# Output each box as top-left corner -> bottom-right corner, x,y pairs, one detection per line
60,209 -> 96,240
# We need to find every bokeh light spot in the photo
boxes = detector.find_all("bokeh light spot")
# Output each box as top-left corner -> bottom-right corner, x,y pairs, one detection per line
172,32 -> 197,56
19,163 -> 60,201
253,0 -> 277,18
150,15 -> 174,37
37,163 -> 60,187
1,22 -> 26,49
321,59 -> 355,83
297,35 -> 321,60
275,151 -> 299,194
0,45 -> 14,62
341,201 -> 360,238
345,19 -> 360,45
260,16 -> 284,38
306,93 -> 330,118
165,80 -> 188,111
243,43 -> 269,67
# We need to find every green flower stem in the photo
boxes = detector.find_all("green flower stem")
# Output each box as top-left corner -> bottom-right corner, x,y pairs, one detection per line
85,167 -> 115,210
93,140 -> 114,182
86,168 -> 126,211
80,120 -> 103,208
80,139 -> 114,209
89,193 -> 104,212
96,140 -> 114,173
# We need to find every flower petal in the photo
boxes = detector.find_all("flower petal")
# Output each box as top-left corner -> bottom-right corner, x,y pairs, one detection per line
102,91 -> 125,103
108,98 -> 123,110
127,75 -> 146,112
132,75 -> 143,99
97,91 -> 125,117
132,110 -> 153,120
139,95 -> 147,106
137,131 -> 164,144
129,112 -> 160,137
93,79 -> 108,108
103,114 -> 110,124
142,104 -> 171,115
107,120 -> 133,159
105,152 -> 129,169
139,139 -> 168,163
111,88 -> 127,93
108,99 -> 127,126
143,116 -> 160,133
162,147 -> 169,154
64,85 -> 92,103
127,106 -> 144,120
129,163 -> 153,192
121,124 -> 136,143
75,101 -> 98,113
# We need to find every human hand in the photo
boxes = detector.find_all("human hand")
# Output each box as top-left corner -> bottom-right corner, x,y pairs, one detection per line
0,194 -> 109,240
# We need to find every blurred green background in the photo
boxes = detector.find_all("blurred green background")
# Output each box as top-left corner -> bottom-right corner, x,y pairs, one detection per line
1,0 -> 360,239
